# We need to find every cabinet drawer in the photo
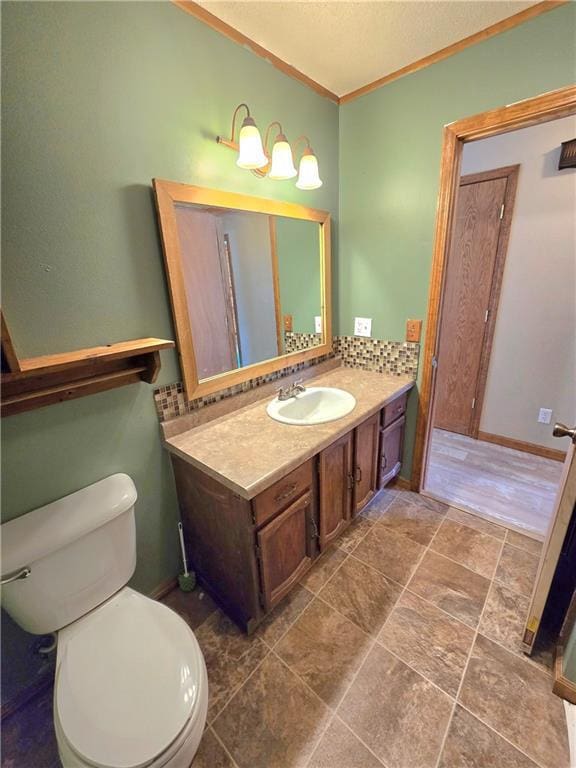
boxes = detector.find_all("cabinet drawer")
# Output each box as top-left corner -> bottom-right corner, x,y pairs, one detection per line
382,392 -> 408,428
252,459 -> 314,528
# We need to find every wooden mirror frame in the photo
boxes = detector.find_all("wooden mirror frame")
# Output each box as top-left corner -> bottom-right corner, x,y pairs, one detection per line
153,179 -> 332,400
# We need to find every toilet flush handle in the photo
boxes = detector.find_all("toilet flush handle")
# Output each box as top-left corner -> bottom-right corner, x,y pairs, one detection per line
0,566 -> 31,585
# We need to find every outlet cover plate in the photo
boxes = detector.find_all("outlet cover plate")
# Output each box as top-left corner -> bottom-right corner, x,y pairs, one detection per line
538,408 -> 553,424
354,317 -> 372,337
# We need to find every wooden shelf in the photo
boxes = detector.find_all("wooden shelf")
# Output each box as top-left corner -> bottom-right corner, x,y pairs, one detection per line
1,333 -> 174,417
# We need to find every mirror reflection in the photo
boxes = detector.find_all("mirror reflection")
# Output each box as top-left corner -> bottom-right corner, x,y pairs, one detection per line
173,203 -> 322,380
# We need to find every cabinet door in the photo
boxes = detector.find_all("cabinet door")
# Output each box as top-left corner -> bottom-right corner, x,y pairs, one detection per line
257,493 -> 313,611
380,414 -> 406,487
353,412 -> 381,514
319,432 -> 353,550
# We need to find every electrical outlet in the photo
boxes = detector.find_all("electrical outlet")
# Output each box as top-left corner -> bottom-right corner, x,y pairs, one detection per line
314,316 -> 322,333
538,408 -> 553,424
354,317 -> 372,337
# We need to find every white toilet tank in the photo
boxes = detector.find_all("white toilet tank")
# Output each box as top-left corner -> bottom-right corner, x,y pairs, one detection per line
1,474 -> 137,635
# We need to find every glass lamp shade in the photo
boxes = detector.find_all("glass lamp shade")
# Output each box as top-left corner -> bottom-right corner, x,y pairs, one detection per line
237,117 -> 267,169
268,134 -> 297,180
296,149 -> 322,190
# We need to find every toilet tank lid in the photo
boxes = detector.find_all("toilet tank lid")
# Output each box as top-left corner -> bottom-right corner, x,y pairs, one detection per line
1,474 -> 137,575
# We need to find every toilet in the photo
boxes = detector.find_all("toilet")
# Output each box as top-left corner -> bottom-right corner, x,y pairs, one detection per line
1,474 -> 208,768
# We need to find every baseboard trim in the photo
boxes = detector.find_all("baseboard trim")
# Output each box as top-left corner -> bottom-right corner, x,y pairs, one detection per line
477,431 -> 566,463
149,576 -> 178,601
389,476 -> 411,491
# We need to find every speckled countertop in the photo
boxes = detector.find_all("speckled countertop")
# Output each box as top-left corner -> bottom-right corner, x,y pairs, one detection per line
163,368 -> 414,499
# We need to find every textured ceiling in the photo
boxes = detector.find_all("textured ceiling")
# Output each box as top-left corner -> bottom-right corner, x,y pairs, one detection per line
197,0 -> 540,96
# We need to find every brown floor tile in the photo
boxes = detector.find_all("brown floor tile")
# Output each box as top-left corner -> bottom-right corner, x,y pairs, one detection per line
307,718 -> 383,768
377,497 -> 444,545
479,581 -> 530,654
495,544 -> 539,597
213,653 -> 331,768
378,591 -> 474,696
195,610 -> 269,719
438,705 -> 540,768
276,598 -> 371,707
413,493 -> 450,515
256,585 -> 314,647
506,529 -> 543,557
408,551 -> 490,628
160,586 -> 217,629
335,515 -> 374,553
459,634 -> 570,768
446,506 -> 506,540
360,487 -> 398,520
339,644 -> 453,768
430,519 -> 502,578
299,547 -> 347,594
192,728 -> 237,767
352,526 -> 425,585
319,555 -> 402,636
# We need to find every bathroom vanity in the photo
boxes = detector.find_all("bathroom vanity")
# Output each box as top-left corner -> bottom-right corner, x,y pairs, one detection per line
164,368 -> 413,632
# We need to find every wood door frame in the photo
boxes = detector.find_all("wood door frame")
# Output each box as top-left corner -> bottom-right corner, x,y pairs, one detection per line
268,216 -> 284,356
457,163 -> 520,438
411,84 -> 576,491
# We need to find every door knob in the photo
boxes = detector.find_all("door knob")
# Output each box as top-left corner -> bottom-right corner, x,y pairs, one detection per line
553,423 -> 576,443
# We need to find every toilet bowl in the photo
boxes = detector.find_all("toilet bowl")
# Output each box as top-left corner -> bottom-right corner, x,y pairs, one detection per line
1,474 -> 208,768
53,588 -> 208,768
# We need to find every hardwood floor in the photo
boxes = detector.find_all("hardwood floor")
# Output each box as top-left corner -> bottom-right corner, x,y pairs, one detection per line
425,428 -> 563,537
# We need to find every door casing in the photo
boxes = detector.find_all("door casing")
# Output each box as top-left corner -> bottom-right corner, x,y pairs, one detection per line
411,84 -> 576,492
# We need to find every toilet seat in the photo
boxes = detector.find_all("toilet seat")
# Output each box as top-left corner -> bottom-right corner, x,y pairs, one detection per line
55,588 -> 207,768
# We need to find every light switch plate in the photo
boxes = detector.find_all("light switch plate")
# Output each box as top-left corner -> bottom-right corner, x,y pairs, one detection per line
538,408 -> 553,424
354,317 -> 372,337
406,319 -> 422,343
314,316 -> 322,333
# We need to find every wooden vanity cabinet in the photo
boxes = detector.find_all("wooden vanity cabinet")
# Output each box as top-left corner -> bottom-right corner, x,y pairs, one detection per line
171,387 -> 411,633
352,412 -> 380,515
379,392 -> 408,487
318,432 -> 353,549
257,492 -> 314,611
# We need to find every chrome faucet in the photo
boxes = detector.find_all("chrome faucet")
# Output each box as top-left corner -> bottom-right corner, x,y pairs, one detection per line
277,379 -> 306,401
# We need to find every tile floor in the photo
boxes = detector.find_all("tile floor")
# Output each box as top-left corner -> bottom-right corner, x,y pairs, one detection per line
1,488 -> 570,768
426,428 -> 563,536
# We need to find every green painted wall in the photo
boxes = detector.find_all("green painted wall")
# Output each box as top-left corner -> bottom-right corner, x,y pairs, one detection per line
276,217 -> 321,335
339,3 -> 576,477
1,1 -> 338,595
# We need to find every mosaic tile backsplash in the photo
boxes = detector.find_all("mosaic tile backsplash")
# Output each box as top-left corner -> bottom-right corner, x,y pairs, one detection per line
284,331 -> 323,353
154,336 -> 420,422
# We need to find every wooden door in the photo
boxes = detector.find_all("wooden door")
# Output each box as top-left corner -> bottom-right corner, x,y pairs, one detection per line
353,413 -> 380,514
434,166 -> 518,436
523,434 -> 576,653
174,206 -> 238,379
257,492 -> 313,611
380,415 -> 406,488
319,432 -> 353,549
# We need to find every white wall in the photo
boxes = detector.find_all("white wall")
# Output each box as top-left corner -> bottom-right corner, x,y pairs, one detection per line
461,116 -> 576,451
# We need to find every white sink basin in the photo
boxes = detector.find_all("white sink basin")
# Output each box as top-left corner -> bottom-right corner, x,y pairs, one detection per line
267,387 -> 356,425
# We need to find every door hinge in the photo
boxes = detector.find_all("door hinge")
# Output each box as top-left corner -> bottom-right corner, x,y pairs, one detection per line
484,309 -> 489,324
431,355 -> 438,369
347,473 -> 355,491
255,544 -> 262,563
471,397 -> 476,409
499,203 -> 505,220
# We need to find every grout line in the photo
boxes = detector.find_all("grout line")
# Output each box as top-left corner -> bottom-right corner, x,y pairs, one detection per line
333,714 -> 392,768
208,645 -> 271,725
432,534 -> 507,768
376,641 -> 458,701
258,589 -> 319,650
456,702 -> 550,768
209,726 -> 242,768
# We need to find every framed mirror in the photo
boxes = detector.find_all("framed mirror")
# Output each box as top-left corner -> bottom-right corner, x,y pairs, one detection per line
153,180 -> 332,399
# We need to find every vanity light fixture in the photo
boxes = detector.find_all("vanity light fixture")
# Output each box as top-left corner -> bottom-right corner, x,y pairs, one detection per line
216,103 -> 322,190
